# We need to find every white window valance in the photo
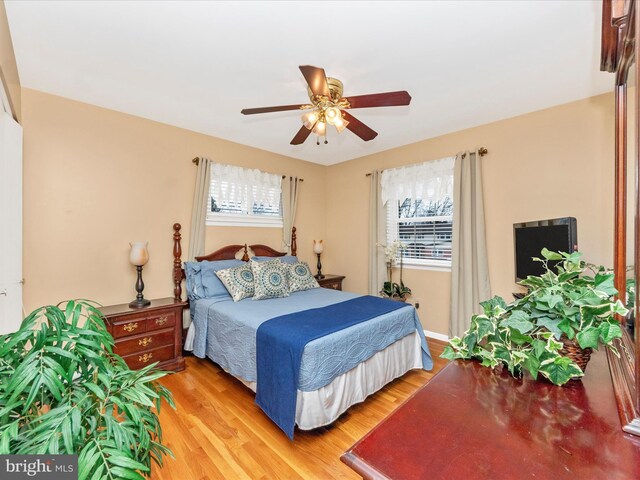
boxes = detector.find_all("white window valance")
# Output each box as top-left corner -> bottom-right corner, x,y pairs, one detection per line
209,163 -> 282,215
380,156 -> 456,206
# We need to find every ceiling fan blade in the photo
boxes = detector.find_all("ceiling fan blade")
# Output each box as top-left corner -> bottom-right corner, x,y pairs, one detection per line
290,125 -> 312,145
241,104 -> 306,115
343,91 -> 411,109
342,111 -> 378,141
299,65 -> 330,97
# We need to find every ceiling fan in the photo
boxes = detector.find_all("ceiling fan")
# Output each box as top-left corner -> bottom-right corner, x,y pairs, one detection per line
240,65 -> 412,145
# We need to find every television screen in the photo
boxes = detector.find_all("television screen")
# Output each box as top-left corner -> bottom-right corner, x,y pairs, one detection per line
514,217 -> 577,281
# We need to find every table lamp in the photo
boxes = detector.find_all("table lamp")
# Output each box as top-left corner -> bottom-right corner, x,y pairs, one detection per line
129,241 -> 151,308
313,240 -> 324,279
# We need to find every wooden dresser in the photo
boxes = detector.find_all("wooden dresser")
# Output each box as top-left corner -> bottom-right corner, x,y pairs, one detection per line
341,351 -> 640,479
100,297 -> 186,372
317,274 -> 345,291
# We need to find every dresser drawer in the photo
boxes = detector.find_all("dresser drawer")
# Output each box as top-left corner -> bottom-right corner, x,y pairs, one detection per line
323,281 -> 342,290
114,328 -> 175,356
122,344 -> 174,370
317,275 -> 345,291
146,311 -> 176,332
110,311 -> 175,339
111,316 -> 147,338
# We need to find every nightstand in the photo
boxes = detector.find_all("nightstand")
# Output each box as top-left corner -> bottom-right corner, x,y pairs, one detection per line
100,297 -> 186,372
317,274 -> 345,291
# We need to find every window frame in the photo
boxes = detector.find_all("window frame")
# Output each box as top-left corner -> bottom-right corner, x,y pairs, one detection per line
206,211 -> 283,228
205,169 -> 283,228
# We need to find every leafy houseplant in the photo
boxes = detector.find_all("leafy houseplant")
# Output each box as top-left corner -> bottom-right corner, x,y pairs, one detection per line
442,249 -> 627,385
0,300 -> 175,479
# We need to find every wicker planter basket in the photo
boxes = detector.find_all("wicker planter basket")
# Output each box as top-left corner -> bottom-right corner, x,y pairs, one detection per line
559,335 -> 592,373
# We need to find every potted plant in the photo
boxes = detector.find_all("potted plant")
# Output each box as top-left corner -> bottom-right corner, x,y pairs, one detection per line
442,249 -> 627,385
0,300 -> 175,479
379,241 -> 412,301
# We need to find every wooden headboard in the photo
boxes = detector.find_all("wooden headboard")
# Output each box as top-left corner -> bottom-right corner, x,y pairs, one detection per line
171,223 -> 297,301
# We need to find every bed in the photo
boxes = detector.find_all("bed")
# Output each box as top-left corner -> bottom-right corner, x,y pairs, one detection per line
171,224 -> 433,438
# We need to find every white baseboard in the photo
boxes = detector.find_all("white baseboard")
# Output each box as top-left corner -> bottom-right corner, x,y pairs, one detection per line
424,330 -> 449,342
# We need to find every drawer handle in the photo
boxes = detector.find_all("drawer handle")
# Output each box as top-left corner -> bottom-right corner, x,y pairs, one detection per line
139,353 -> 153,363
138,337 -> 153,347
155,316 -> 168,326
123,322 -> 139,332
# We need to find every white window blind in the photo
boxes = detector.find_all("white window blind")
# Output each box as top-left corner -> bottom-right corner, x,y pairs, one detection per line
206,163 -> 283,227
382,157 -> 455,268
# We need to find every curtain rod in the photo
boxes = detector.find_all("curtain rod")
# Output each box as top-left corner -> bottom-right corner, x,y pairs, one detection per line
364,147 -> 488,177
191,157 -> 303,181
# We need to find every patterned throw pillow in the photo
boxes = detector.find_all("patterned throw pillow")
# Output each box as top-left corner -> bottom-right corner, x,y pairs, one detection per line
288,262 -> 319,293
251,259 -> 290,300
215,263 -> 255,302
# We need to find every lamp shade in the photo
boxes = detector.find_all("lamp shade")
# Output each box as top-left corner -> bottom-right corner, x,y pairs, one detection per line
313,239 -> 324,254
334,116 -> 349,133
301,111 -> 318,130
129,241 -> 149,266
312,121 -> 326,136
325,107 -> 341,125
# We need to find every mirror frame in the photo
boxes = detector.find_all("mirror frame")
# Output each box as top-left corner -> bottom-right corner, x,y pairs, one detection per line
601,0 -> 640,436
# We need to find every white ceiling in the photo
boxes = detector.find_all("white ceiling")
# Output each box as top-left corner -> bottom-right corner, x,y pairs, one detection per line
5,0 -> 612,166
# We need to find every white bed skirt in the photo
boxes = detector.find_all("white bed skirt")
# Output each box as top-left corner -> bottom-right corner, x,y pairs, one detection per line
238,332 -> 423,430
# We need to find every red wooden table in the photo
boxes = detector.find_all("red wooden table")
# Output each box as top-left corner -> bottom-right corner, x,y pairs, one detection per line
342,352 -> 640,479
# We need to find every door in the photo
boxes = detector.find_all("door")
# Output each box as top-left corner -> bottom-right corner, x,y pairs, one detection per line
0,105 -> 23,334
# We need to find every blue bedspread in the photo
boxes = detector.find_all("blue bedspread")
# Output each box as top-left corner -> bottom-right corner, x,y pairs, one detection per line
256,296 -> 412,439
191,289 -> 432,389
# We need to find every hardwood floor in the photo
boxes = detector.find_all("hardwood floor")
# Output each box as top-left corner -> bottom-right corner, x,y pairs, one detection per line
151,339 -> 448,480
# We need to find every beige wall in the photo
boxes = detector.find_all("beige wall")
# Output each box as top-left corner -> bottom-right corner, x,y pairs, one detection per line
22,87 -> 615,337
21,88 -> 326,312
323,93 -> 614,336
0,0 -> 20,121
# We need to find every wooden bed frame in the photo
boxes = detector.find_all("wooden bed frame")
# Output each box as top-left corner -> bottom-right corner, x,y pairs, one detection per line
171,223 -> 297,301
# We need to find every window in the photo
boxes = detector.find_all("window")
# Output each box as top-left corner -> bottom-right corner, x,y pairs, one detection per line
206,163 -> 283,227
381,156 -> 455,269
387,196 -> 453,268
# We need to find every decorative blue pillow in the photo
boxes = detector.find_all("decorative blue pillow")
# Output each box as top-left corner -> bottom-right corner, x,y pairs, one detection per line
199,259 -> 244,298
288,262 -> 319,293
252,255 -> 298,264
215,263 -> 255,302
251,259 -> 290,300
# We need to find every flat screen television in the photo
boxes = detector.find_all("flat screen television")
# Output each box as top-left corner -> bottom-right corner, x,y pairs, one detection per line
513,217 -> 577,281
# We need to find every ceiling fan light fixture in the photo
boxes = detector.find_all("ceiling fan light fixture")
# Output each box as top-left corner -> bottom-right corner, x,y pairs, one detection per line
324,106 -> 342,125
242,65 -> 408,145
312,121 -> 326,136
301,111 -> 319,130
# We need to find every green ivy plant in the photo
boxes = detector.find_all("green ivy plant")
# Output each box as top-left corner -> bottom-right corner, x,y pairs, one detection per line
0,300 -> 175,479
442,249 -> 627,385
